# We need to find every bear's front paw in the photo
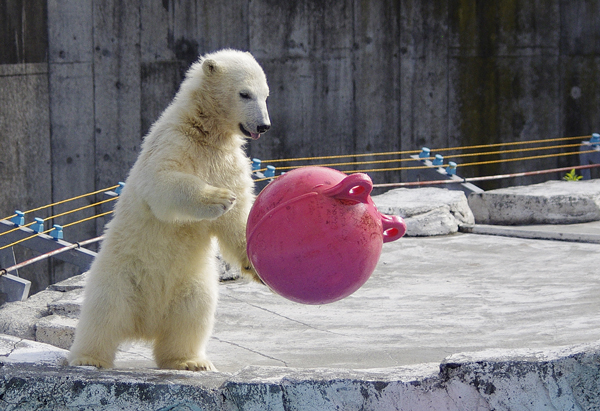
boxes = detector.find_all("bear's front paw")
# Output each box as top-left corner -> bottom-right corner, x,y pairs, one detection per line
159,357 -> 217,372
203,187 -> 236,219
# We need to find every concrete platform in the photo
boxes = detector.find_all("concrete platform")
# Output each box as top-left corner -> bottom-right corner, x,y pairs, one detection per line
206,231 -> 600,372
0,227 -> 599,409
0,183 -> 599,409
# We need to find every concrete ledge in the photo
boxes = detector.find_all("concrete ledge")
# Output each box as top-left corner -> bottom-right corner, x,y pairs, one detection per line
468,180 -> 600,225
0,339 -> 598,410
460,221 -> 600,244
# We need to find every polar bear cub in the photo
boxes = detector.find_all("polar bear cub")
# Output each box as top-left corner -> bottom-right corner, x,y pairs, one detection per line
68,49 -> 270,371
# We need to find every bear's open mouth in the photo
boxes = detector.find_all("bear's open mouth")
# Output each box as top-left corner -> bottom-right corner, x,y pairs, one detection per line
239,124 -> 260,140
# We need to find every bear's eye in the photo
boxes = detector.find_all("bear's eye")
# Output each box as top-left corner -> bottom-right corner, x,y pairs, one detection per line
239,92 -> 252,100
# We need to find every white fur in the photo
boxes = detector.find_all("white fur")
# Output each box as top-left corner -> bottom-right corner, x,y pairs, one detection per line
68,49 -> 269,371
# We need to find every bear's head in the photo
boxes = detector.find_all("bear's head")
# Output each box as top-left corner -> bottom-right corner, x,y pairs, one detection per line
185,49 -> 271,140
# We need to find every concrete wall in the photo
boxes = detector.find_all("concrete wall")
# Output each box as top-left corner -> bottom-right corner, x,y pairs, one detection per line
0,341 -> 599,410
1,0 -> 600,289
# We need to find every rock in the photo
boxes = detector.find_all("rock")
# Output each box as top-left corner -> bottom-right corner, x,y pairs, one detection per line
47,287 -> 83,317
468,179 -> 600,225
35,314 -> 77,350
0,334 -> 67,366
47,272 -> 87,292
0,290 -> 63,340
216,252 -> 241,282
373,187 -> 475,236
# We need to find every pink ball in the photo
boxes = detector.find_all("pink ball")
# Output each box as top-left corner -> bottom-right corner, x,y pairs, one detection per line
246,167 -> 406,304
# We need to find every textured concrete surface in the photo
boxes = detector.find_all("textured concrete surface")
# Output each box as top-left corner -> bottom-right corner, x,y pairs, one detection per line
0,339 -> 598,410
468,179 -> 600,225
0,229 -> 598,409
0,185 -> 599,409
4,225 -> 599,373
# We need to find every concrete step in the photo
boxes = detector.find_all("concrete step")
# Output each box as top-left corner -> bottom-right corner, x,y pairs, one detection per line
35,314 -> 76,350
468,179 -> 600,225
47,287 -> 83,317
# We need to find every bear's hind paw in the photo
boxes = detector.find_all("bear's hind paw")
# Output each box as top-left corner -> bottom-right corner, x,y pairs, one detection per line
160,358 -> 217,372
69,355 -> 112,369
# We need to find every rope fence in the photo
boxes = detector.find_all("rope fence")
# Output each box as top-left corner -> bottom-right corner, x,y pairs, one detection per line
0,134 -> 598,257
0,133 -> 595,295
0,184 -> 119,222
259,134 -> 590,164
0,185 -> 120,251
252,135 -> 598,181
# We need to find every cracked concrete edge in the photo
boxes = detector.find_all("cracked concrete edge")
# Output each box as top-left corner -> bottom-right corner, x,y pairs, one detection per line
459,223 -> 600,244
0,340 -> 598,410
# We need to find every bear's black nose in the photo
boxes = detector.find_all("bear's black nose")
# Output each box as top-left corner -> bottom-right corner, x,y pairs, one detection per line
257,124 -> 271,133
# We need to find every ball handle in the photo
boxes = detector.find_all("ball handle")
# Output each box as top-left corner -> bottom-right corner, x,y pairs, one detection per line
322,173 -> 373,204
381,214 -> 407,243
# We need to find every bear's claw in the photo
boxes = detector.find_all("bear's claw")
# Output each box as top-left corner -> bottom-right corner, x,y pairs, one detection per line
69,355 -> 112,369
159,358 -> 217,371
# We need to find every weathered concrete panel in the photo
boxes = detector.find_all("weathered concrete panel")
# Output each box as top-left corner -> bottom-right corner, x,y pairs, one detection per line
400,0 -> 449,151
447,1 -> 563,189
447,54 -> 561,188
0,65 -> 52,213
0,64 -> 53,292
197,0 -> 250,53
47,0 -> 93,64
47,62 -> 96,281
249,0 -> 355,164
92,0 -> 142,190
448,0 -> 559,56
139,1 -> 174,63
140,61 -> 183,137
0,0 -> 48,64
561,56 -> 600,180
559,0 -> 600,55
352,0 -> 401,184
46,0 -> 99,282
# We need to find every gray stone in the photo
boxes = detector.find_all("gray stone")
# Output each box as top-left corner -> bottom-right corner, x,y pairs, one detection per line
217,252 -> 242,282
0,290 -> 63,340
373,187 -> 475,236
468,179 -> 600,225
440,342 -> 600,411
48,272 -> 87,292
0,334 -> 67,366
35,314 -> 76,350
47,287 -> 84,317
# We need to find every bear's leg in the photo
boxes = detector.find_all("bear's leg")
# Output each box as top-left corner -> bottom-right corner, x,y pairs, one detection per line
212,207 -> 263,284
153,278 -> 218,371
69,285 -> 133,369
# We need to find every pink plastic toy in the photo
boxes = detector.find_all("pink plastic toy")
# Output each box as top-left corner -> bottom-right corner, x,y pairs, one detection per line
246,166 -> 407,304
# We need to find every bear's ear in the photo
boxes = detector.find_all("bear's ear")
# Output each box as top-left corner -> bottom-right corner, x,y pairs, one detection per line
202,59 -> 220,76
